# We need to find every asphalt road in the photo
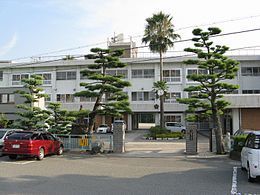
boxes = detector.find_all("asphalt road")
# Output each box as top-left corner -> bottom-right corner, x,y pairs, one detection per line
0,153 -> 259,195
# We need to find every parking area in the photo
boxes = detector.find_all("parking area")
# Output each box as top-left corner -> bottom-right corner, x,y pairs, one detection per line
0,130 -> 259,194
0,152 -> 259,195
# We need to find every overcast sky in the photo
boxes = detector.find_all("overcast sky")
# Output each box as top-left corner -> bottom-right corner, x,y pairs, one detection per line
1,0 -> 260,61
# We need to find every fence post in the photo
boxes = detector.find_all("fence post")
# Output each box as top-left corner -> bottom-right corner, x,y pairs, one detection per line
186,123 -> 198,155
69,135 -> 71,150
113,123 -> 125,153
109,135 -> 113,151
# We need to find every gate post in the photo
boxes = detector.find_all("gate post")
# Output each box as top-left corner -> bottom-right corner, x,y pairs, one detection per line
113,123 -> 125,153
186,123 -> 198,155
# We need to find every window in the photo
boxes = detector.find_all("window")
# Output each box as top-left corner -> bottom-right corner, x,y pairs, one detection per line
132,69 -> 154,78
80,70 -> 101,80
246,135 -> 255,148
0,94 -> 15,104
165,92 -> 181,103
67,71 -> 76,80
80,96 -> 96,102
37,73 -> 52,85
164,115 -> 181,122
186,68 -> 207,82
241,67 -> 260,76
12,74 -> 29,85
57,94 -> 75,103
163,69 -> 181,82
45,94 -> 51,102
56,71 -> 76,80
0,71 -> 3,81
132,92 -> 155,101
188,92 -> 199,98
106,69 -> 128,78
242,90 -> 260,94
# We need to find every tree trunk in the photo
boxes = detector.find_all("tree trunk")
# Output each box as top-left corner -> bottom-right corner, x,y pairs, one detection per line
212,110 -> 225,154
88,115 -> 95,134
159,51 -> 165,128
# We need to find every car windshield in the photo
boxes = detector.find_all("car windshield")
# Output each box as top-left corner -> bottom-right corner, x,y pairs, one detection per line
6,132 -> 33,140
99,125 -> 107,127
0,131 -> 7,139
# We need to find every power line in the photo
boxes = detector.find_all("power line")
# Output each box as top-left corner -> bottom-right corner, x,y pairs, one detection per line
10,14 -> 260,61
8,43 -> 260,69
6,26 -> 260,68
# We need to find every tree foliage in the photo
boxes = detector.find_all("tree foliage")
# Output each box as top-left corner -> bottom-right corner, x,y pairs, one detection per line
142,11 -> 180,128
14,75 -> 50,130
46,102 -> 75,134
0,113 -> 9,128
177,27 -> 239,154
142,11 -> 180,54
75,48 -> 131,133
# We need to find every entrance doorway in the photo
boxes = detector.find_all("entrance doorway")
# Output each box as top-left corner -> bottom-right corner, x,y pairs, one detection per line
132,113 -> 155,130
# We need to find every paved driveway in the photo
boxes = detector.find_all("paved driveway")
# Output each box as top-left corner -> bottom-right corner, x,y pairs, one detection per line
124,130 -> 210,157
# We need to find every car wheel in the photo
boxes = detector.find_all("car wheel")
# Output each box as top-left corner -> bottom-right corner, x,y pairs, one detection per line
37,147 -> 45,160
181,130 -> 186,134
57,146 -> 63,155
241,165 -> 246,171
9,154 -> 17,160
247,165 -> 255,182
241,161 -> 246,171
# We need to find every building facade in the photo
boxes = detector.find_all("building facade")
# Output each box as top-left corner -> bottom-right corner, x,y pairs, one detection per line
1,55 -> 260,133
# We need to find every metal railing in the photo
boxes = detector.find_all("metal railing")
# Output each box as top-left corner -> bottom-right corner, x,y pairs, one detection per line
54,134 -> 113,152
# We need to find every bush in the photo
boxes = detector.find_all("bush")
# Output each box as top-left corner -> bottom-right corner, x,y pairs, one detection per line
156,132 -> 184,139
232,135 -> 247,152
149,126 -> 169,139
148,126 -> 184,139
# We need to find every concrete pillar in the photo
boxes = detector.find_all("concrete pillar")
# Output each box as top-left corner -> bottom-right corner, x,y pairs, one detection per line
232,108 -> 240,135
186,123 -> 198,155
127,114 -> 132,131
113,123 -> 125,153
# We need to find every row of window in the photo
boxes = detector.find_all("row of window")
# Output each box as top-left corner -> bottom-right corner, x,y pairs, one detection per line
0,94 -> 15,104
47,92 -> 182,103
3,89 -> 260,104
5,66 -> 260,86
9,69 -> 198,86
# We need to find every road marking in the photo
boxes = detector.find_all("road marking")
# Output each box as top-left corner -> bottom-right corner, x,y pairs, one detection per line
1,160 -> 36,165
231,166 -> 242,195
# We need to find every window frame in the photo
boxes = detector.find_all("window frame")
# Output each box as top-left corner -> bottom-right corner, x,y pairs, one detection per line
163,68 -> 182,83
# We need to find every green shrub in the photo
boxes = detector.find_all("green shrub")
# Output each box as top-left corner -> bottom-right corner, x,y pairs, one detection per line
149,126 -> 169,139
156,132 -> 184,139
148,126 -> 184,139
232,135 -> 247,152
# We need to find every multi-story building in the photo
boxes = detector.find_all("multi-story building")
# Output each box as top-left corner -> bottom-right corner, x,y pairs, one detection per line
1,46 -> 260,133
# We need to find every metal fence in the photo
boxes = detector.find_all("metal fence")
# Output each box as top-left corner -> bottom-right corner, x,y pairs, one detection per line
54,134 -> 113,152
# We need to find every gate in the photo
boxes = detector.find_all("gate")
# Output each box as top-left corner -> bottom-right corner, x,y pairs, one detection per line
54,134 -> 113,152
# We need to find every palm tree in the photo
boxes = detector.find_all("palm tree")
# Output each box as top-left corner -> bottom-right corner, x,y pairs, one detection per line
142,11 -> 180,128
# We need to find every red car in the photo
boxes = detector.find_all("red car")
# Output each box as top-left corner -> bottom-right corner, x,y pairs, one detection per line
3,131 -> 63,160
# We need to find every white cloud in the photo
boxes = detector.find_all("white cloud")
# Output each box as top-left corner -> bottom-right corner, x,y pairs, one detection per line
0,34 -> 18,57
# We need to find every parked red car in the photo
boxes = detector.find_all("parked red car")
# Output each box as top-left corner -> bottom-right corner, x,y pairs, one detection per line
3,131 -> 63,160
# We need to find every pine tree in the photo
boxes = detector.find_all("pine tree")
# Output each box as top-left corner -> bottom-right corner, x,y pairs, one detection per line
0,113 -> 9,128
177,27 -> 239,154
75,48 -> 131,133
46,102 -> 75,134
14,74 -> 50,130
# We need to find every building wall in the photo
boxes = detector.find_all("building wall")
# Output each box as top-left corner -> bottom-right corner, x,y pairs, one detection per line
1,56 -> 260,131
241,108 -> 260,130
